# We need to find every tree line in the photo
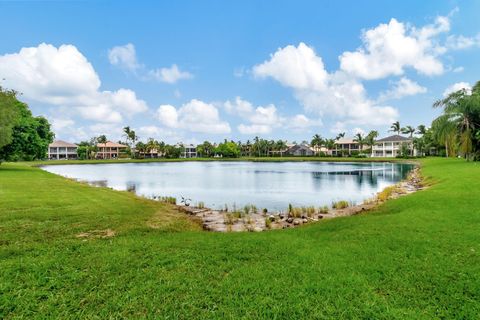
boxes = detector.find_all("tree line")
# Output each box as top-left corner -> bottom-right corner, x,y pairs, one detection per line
0,88 -> 54,163
1,81 -> 479,162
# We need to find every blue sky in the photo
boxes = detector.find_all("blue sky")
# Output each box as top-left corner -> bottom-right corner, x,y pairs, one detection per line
1,0 -> 479,144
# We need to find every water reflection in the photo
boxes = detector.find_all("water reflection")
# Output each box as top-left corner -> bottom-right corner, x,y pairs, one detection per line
43,161 -> 413,211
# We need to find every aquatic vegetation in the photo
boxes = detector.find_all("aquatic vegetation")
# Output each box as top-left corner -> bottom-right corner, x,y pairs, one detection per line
265,217 -> 272,229
159,196 -> 177,205
377,186 -> 396,202
318,205 -> 329,214
332,200 -> 349,209
306,206 -> 316,217
224,213 -> 237,225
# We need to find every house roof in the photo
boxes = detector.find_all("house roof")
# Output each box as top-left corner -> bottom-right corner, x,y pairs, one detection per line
49,140 -> 78,148
376,135 -> 412,142
96,141 -> 127,148
335,137 -> 357,144
288,144 -> 314,152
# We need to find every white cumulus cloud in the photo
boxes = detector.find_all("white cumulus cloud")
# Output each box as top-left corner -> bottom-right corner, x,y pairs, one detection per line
253,42 -> 328,91
253,43 -> 399,128
108,43 -> 193,84
108,43 -> 140,72
286,114 -> 321,132
339,16 -> 450,80
0,43 -> 148,124
224,97 -> 284,135
378,77 -> 427,101
157,99 -> 231,134
149,64 -> 193,84
443,82 -> 472,97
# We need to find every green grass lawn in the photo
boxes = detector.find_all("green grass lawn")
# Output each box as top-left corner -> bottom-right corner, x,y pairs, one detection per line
1,158 -> 479,318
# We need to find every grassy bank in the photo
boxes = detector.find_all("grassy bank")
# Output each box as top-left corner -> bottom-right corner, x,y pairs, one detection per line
1,158 -> 479,318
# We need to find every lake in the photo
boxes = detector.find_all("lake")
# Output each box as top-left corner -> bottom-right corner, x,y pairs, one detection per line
42,161 -> 413,211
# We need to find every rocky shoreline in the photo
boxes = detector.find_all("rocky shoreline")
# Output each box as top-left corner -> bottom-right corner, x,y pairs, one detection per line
177,166 -> 424,232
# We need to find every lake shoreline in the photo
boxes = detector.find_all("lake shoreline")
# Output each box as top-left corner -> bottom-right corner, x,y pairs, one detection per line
178,165 -> 424,232
32,156 -> 419,167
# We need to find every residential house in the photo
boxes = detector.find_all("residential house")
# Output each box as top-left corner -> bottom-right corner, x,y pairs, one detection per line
48,140 -> 78,160
181,144 -> 197,158
96,141 -> 128,159
287,144 -> 315,156
268,143 -> 292,157
332,138 -> 364,156
138,148 -> 161,158
372,135 -> 416,157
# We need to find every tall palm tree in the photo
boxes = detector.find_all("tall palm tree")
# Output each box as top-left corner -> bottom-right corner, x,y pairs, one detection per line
253,136 -> 261,157
324,138 -> 335,150
310,134 -> 323,154
433,85 -> 480,159
365,130 -> 379,154
123,126 -> 131,144
275,140 -> 288,156
335,132 -> 345,140
401,125 -> 416,138
432,115 -> 458,157
353,133 -> 366,151
390,121 -> 401,135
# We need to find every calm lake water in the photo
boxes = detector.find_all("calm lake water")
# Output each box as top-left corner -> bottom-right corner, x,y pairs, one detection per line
43,161 -> 413,212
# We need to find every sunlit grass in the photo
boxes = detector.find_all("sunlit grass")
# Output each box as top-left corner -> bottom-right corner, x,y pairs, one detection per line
1,158 -> 479,318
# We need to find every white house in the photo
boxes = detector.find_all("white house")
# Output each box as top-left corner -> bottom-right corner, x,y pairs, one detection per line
181,144 -> 197,158
48,140 -> 78,160
332,138 -> 367,156
372,135 -> 416,157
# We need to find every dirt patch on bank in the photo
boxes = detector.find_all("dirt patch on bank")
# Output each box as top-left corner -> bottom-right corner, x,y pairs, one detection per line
76,229 -> 116,239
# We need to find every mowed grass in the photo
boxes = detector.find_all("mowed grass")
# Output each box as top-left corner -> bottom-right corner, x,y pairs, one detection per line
1,158 -> 479,318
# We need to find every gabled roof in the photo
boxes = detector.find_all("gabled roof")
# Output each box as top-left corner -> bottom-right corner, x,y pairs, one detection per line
96,141 -> 127,148
49,140 -> 78,148
335,137 -> 357,144
376,135 -> 412,142
288,144 -> 313,152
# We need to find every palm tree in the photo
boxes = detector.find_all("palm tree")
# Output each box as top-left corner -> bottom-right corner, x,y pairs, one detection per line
245,140 -> 252,157
310,134 -> 323,154
365,130 -> 379,154
401,125 -> 416,138
416,125 -> 427,135
97,135 -> 107,144
433,84 -> 480,159
390,121 -> 401,135
324,138 -> 335,150
431,115 -> 458,157
123,126 -> 131,144
275,140 -> 288,156
253,136 -> 261,157
335,132 -> 345,140
353,133 -> 366,151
